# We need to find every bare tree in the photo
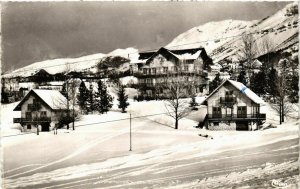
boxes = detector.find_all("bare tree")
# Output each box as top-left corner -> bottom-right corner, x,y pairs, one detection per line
52,93 -> 82,132
239,33 -> 258,85
68,78 -> 80,130
63,64 -> 81,130
159,68 -> 199,129
259,36 -> 275,69
271,58 -> 292,124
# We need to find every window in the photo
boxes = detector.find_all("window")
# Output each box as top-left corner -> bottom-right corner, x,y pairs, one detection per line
152,68 -> 156,74
28,104 -> 33,111
252,106 -> 259,116
225,91 -> 233,96
40,111 -> 47,118
32,99 -> 41,110
212,107 -> 221,118
226,108 -> 232,117
25,112 -> 32,119
186,60 -> 194,64
184,65 -> 189,71
146,78 -> 152,84
159,57 -> 164,63
146,90 -> 152,96
174,66 -> 178,72
143,68 -> 148,74
163,67 -> 168,73
139,79 -> 145,84
237,106 -> 247,118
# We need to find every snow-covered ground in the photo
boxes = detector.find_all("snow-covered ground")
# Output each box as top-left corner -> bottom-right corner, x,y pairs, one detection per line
155,161 -> 299,189
1,97 -> 298,188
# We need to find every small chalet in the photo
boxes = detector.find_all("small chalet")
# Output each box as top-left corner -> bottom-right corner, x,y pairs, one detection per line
13,89 -> 68,132
201,80 -> 266,130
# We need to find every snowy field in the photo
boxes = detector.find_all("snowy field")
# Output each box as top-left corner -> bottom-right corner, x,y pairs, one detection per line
1,99 -> 299,188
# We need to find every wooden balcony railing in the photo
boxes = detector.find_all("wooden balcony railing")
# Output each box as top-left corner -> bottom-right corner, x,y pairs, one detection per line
13,117 -> 51,123
208,114 -> 266,121
219,97 -> 237,106
133,70 -> 208,77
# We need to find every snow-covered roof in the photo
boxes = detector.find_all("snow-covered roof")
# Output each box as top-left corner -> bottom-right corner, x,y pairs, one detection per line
33,89 -> 68,110
210,64 -> 221,70
14,89 -> 68,111
228,80 -> 265,104
252,59 -> 262,67
173,50 -> 202,60
205,80 -> 265,105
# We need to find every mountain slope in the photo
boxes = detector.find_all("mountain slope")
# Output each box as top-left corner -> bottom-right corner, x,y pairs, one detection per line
3,48 -> 139,78
167,2 -> 298,63
4,3 -> 298,78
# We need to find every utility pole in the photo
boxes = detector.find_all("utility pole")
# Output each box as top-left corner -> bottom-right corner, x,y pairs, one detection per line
129,113 -> 132,151
66,75 -> 70,130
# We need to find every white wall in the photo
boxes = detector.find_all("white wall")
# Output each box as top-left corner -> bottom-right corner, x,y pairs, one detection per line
207,83 -> 257,115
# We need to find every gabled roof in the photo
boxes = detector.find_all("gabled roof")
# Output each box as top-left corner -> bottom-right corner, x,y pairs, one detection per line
205,80 -> 265,105
14,89 -> 68,111
146,47 -> 180,64
145,47 -> 204,64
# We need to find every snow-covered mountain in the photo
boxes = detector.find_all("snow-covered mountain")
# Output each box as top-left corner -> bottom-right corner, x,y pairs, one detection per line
3,47 -> 139,78
4,3 -> 298,78
167,2 -> 298,63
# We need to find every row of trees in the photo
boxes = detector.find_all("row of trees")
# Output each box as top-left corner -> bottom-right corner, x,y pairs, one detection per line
75,80 -> 129,114
235,32 -> 298,125
209,57 -> 298,125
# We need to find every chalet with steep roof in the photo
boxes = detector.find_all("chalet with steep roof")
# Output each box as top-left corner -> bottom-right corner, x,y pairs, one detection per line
200,80 -> 266,130
134,47 -> 212,99
13,89 -> 68,131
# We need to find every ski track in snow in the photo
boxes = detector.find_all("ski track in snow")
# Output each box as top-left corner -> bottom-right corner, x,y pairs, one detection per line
6,118 -> 148,180
4,164 -> 43,174
4,135 -> 298,189
40,154 -> 298,189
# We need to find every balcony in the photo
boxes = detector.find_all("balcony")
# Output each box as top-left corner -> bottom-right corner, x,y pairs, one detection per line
133,70 -> 207,78
207,114 -> 266,121
219,97 -> 237,106
13,117 -> 51,124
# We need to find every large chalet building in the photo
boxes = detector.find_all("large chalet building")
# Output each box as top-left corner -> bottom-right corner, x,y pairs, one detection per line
201,80 -> 266,130
134,47 -> 212,99
13,89 -> 68,132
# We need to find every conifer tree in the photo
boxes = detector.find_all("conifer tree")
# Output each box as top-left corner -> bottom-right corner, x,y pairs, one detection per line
209,73 -> 223,93
77,81 -> 89,113
88,83 -> 94,112
117,84 -> 129,113
288,74 -> 299,103
95,80 -> 113,113
1,87 -> 9,103
61,82 -> 68,98
266,68 -> 278,101
237,70 -> 247,86
250,71 -> 267,96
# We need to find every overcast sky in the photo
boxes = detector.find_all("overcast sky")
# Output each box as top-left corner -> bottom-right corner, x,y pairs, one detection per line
2,1 -> 290,72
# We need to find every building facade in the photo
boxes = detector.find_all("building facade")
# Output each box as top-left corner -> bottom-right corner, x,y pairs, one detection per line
201,80 -> 266,130
13,89 -> 68,132
134,47 -> 211,99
